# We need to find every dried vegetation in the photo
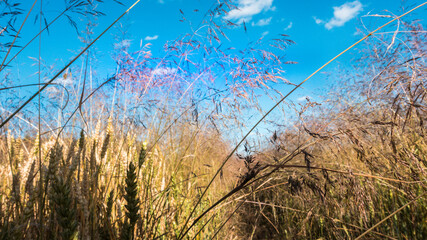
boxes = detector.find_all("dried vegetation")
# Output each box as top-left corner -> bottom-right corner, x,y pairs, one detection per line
0,1 -> 426,239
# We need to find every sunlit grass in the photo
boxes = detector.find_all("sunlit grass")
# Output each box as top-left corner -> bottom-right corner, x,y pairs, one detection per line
0,1 -> 426,239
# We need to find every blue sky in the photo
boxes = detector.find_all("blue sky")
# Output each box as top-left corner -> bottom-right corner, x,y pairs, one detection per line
2,0 -> 426,114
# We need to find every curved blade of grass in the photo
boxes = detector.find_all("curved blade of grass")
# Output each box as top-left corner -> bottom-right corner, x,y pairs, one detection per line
0,0 -> 141,129
177,2 -> 427,238
0,83 -> 70,110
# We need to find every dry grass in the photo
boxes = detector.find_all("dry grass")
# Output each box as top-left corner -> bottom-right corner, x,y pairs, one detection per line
0,1 -> 426,240
229,11 -> 427,240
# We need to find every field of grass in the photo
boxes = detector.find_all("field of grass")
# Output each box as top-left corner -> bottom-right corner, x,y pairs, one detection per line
0,1 -> 426,239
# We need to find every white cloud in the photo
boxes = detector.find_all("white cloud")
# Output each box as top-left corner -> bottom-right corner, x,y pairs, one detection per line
252,17 -> 272,26
224,0 -> 274,24
144,35 -> 159,41
151,67 -> 177,77
284,21 -> 293,30
261,31 -> 269,37
315,1 -> 363,30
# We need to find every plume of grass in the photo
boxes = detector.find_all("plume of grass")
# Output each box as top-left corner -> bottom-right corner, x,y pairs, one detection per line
121,161 -> 140,240
99,190 -> 116,240
50,175 -> 78,240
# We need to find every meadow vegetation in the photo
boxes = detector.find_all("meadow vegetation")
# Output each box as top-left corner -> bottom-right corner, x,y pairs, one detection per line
0,0 -> 426,239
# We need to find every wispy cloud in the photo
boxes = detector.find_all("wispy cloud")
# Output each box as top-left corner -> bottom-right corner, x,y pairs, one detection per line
252,17 -> 272,26
284,21 -> 293,30
224,0 -> 274,24
313,16 -> 324,25
144,35 -> 159,41
261,31 -> 269,37
314,1 -> 363,30
158,0 -> 164,3
114,39 -> 131,49
151,67 -> 177,77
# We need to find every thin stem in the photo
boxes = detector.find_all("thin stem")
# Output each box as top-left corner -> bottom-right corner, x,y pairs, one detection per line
38,0 -> 43,238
